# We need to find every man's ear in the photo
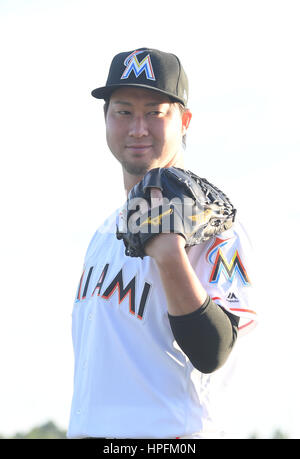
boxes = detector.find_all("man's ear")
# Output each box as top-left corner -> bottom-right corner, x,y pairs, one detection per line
181,109 -> 192,135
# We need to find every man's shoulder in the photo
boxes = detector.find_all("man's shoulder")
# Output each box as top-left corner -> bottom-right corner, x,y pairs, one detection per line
84,208 -> 121,259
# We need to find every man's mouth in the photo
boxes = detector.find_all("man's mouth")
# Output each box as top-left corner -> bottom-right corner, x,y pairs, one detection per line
126,145 -> 152,149
126,145 -> 153,155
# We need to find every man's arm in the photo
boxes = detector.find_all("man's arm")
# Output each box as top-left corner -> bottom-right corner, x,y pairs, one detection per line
147,233 -> 207,315
145,208 -> 239,373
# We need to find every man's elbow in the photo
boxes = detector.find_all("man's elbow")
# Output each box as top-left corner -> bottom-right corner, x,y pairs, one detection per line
190,348 -> 233,374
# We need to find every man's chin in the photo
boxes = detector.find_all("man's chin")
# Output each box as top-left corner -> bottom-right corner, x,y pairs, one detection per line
122,161 -> 153,177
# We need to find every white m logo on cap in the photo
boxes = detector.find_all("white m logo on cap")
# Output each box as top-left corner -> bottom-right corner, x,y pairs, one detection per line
121,50 -> 156,81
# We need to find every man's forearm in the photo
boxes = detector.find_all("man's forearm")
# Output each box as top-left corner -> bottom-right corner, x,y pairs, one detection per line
151,236 -> 239,373
154,246 -> 208,316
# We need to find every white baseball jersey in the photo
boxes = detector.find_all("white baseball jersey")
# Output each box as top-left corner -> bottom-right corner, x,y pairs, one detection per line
67,208 -> 257,439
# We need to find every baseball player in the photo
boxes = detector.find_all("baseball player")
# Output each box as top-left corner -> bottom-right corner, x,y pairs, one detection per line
67,48 -> 257,439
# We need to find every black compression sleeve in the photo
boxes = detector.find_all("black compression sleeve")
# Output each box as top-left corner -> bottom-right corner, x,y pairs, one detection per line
168,296 -> 240,374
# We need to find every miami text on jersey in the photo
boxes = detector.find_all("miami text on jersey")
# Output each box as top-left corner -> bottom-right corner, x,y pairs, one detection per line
75,263 -> 151,320
206,237 -> 250,285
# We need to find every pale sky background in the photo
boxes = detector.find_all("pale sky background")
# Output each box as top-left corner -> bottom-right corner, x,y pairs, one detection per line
0,0 -> 299,438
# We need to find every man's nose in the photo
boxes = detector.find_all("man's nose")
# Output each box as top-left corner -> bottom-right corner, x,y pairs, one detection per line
128,116 -> 149,137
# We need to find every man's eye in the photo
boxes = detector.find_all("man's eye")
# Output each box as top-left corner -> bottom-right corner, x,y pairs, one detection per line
117,110 -> 131,115
148,111 -> 163,116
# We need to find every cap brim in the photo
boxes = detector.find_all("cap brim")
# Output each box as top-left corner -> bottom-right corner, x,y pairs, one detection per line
91,84 -> 186,106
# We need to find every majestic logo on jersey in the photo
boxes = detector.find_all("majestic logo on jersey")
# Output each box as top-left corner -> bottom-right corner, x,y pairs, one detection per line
226,292 -> 239,303
76,263 -> 151,320
207,237 -> 250,285
121,50 -> 156,81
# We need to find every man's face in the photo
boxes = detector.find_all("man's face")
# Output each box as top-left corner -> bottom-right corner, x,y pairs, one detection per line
105,87 -> 191,176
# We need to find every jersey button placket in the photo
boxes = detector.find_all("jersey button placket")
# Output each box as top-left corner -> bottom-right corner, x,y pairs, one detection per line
84,312 -> 93,370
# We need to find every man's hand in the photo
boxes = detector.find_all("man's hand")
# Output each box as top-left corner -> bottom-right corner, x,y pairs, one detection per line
144,188 -> 186,261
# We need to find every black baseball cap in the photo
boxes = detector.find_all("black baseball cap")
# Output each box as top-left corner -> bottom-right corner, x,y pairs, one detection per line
91,47 -> 189,107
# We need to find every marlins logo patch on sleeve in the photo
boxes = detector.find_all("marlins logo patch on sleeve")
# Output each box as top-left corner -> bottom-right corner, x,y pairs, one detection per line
198,227 -> 258,334
207,237 -> 250,286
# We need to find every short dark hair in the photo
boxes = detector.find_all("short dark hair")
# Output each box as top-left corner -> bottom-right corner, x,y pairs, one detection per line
103,99 -> 110,117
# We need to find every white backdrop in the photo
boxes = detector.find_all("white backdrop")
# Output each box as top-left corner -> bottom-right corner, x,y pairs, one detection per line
0,0 -> 299,438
